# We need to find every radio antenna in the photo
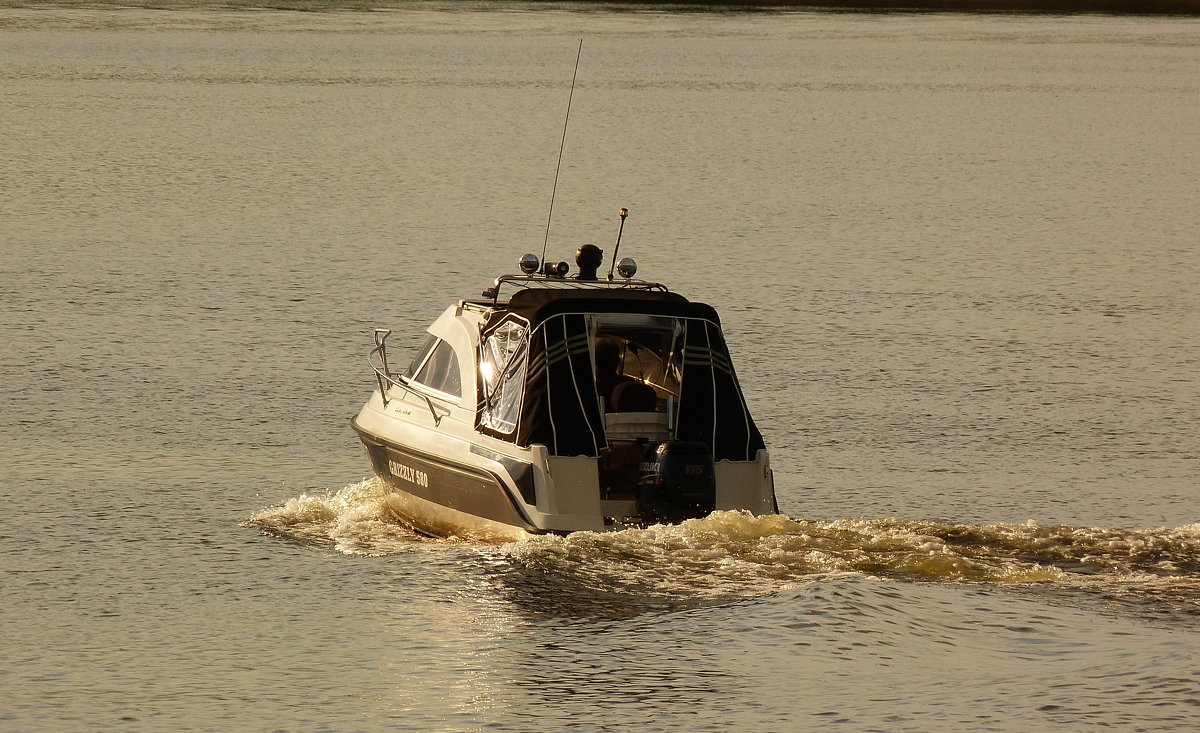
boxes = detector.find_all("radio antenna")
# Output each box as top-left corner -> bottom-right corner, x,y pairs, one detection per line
606,208 -> 629,280
541,38 -> 583,265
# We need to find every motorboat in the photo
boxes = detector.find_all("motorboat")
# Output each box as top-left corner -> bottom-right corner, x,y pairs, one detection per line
351,232 -> 776,540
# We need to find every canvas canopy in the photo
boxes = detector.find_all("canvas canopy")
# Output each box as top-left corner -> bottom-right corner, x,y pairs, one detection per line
475,288 -> 765,461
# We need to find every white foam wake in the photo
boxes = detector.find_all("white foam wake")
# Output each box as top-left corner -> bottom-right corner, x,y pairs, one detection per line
244,478 -> 452,555
244,480 -> 1200,612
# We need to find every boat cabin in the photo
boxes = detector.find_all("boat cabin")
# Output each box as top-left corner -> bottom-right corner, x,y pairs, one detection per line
362,260 -> 774,534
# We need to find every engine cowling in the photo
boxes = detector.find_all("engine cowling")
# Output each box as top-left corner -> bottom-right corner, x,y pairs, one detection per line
636,441 -> 716,524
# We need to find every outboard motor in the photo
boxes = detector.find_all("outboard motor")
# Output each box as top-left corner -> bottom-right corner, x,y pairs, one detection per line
637,441 -> 716,524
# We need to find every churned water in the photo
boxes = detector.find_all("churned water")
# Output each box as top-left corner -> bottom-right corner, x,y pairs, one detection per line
2,4 -> 1198,730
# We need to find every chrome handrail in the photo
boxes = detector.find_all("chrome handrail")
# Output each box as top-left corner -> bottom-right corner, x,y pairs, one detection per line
368,328 -> 447,426
482,273 -> 669,305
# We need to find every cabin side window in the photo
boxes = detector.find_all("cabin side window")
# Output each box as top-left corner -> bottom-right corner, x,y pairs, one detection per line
403,335 -> 438,380
479,320 -> 527,434
411,339 -> 462,399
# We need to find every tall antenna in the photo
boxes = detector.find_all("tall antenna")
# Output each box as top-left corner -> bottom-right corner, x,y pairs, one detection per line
541,38 -> 584,265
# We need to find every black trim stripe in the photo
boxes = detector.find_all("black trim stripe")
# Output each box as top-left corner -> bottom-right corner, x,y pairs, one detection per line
468,444 -> 538,506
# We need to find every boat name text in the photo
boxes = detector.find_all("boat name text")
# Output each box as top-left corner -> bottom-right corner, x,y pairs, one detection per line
388,459 -> 429,488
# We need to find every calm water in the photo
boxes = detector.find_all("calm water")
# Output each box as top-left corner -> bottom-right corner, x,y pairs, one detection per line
2,4 -> 1199,730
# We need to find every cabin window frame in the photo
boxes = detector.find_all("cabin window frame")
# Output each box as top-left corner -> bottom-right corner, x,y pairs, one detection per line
477,316 -> 530,435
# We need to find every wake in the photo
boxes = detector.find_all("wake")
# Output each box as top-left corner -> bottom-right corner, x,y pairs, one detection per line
244,478 -> 1200,611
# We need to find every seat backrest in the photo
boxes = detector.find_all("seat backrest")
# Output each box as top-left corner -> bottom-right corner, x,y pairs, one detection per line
611,381 -> 658,412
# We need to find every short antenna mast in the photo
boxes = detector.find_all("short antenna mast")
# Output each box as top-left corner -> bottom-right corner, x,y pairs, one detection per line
606,207 -> 629,280
541,38 -> 584,265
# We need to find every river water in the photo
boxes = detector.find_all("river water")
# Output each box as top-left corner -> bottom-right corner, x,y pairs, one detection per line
2,4 -> 1198,730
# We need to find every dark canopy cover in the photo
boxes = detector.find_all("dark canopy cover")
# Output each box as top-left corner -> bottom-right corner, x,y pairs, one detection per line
476,289 -> 765,460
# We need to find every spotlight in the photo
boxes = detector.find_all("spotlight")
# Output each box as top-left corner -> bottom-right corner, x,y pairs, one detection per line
518,253 -> 540,274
